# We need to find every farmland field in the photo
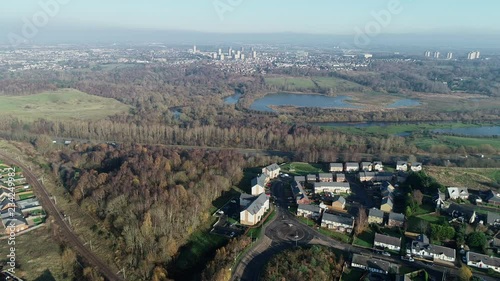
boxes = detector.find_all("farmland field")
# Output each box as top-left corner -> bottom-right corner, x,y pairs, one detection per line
0,89 -> 130,121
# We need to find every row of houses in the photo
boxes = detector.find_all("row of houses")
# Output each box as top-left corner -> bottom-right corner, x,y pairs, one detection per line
0,165 -> 45,235
466,251 -> 500,273
329,161 -> 384,173
295,173 -> 346,184
380,182 -> 396,213
351,254 -> 394,275
358,171 -> 393,182
445,186 -> 500,206
409,234 -> 456,263
314,182 -> 351,194
396,161 -> 423,172
368,208 -> 405,228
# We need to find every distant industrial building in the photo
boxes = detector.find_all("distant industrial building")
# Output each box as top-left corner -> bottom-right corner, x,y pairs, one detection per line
433,51 -> 440,59
446,52 -> 453,60
424,51 -> 431,57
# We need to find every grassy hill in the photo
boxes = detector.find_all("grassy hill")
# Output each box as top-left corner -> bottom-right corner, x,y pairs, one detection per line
0,89 -> 130,121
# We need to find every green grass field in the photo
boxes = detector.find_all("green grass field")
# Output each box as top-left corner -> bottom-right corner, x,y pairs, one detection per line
0,89 -> 130,121
174,229 -> 228,271
353,229 -> 374,248
426,167 -> 500,190
281,162 -> 325,175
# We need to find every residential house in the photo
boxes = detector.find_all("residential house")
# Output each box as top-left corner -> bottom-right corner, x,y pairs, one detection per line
321,212 -> 354,233
318,173 -> 333,182
262,163 -> 280,179
16,197 -> 41,210
2,215 -> 28,234
351,254 -> 391,275
360,162 -> 373,172
307,174 -> 317,183
396,161 -> 408,172
329,163 -> 344,173
359,171 -> 376,182
240,193 -> 270,226
446,203 -> 476,224
410,162 -> 423,172
388,212 -> 405,228
0,198 -> 15,211
294,176 -> 306,183
297,204 -> 321,219
493,231 -> 500,248
466,252 -> 500,273
336,173 -> 346,182
0,187 -> 11,200
345,162 -> 360,173
485,190 -> 500,206
331,196 -> 346,210
373,161 -> 384,171
292,180 -> 311,205
380,197 -> 394,213
487,212 -> 500,227
435,191 -> 446,209
368,208 -> 385,225
375,172 -> 393,182
411,234 -> 456,262
251,174 -> 267,195
447,187 -> 469,200
381,182 -> 395,198
314,182 -> 351,194
374,233 -> 402,252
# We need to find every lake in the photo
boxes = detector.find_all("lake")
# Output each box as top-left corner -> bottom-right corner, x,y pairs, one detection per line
432,126 -> 500,137
224,93 -> 242,105
248,93 -> 360,112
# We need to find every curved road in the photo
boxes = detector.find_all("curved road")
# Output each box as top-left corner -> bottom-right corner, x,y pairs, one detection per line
0,151 -> 123,281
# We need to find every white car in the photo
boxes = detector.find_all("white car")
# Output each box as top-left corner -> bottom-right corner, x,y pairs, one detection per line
382,252 -> 391,257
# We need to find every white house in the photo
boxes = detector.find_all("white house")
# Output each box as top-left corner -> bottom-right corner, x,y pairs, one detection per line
314,182 -> 351,194
321,212 -> 354,233
374,233 -> 401,252
251,174 -> 267,195
240,193 -> 269,226
351,254 -> 391,275
297,204 -> 321,219
467,252 -> 500,273
410,234 -> 456,262
329,163 -> 344,172
447,187 -> 469,200
410,162 -> 423,172
373,161 -> 384,171
262,163 -> 280,179
396,161 -> 408,172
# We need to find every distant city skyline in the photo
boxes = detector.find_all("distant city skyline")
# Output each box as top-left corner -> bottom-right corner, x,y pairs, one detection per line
1,0 -> 500,35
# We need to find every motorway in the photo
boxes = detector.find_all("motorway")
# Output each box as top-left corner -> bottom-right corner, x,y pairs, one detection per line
0,151 -> 123,281
231,179 -> 497,281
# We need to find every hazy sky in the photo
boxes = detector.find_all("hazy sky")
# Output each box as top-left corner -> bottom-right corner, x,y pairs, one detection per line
1,0 -> 499,35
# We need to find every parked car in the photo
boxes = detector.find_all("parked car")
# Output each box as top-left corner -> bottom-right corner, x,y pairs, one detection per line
382,252 -> 391,257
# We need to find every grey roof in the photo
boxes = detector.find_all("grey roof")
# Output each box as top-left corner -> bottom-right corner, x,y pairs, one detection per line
487,212 -> 500,225
322,212 -> 354,226
307,174 -> 317,180
381,197 -> 393,207
2,215 -> 27,227
447,187 -> 469,197
369,208 -> 384,219
389,212 -> 405,222
332,195 -> 346,205
319,173 -> 333,178
315,182 -> 350,188
294,176 -> 306,182
412,162 -> 422,167
330,163 -> 343,168
1,208 -> 23,219
244,193 -> 269,215
467,252 -> 500,268
360,171 -> 376,177
16,198 -> 40,210
336,173 -> 346,178
298,204 -> 320,213
486,190 -> 500,203
416,234 -> 430,244
373,161 -> 383,166
351,254 -> 391,273
251,174 -> 267,188
361,162 -> 372,167
265,163 -> 280,172
397,161 -> 407,165
345,162 -> 359,167
412,237 -> 456,258
374,233 -> 401,248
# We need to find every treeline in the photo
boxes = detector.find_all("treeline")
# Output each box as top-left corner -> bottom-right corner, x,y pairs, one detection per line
262,245 -> 344,281
51,144 -> 246,280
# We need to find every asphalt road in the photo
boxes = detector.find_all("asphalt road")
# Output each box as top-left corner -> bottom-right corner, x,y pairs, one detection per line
0,151 -> 123,281
231,178 -> 497,281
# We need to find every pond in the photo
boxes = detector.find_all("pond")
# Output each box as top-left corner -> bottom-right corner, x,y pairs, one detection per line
386,99 -> 421,108
248,92 -> 360,112
224,93 -> 242,105
432,126 -> 500,137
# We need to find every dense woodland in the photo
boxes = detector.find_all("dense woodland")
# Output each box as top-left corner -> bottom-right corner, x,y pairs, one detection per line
48,144 -> 262,280
261,245 -> 345,281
